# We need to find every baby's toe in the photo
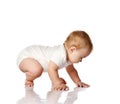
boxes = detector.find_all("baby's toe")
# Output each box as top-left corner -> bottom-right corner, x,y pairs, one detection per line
25,80 -> 34,87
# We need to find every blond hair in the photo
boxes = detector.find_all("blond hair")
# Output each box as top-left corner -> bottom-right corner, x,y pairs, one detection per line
64,30 -> 93,51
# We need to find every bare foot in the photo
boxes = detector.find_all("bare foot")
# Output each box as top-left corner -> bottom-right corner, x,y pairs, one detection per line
25,80 -> 34,87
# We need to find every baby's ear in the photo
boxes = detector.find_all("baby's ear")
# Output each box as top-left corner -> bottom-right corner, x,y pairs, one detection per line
70,46 -> 76,52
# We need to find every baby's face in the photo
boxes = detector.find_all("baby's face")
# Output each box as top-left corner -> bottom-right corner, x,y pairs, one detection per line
68,47 -> 90,63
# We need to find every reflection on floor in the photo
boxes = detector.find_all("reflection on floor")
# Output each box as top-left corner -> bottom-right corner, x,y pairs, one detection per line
16,87 -> 86,104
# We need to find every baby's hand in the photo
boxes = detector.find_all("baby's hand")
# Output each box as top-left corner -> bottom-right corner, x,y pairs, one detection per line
58,78 -> 66,84
52,78 -> 69,91
76,81 -> 90,88
52,83 -> 69,91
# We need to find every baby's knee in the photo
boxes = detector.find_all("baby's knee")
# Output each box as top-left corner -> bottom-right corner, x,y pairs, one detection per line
32,68 -> 43,78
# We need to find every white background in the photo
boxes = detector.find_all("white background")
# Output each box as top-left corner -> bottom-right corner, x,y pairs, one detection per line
0,0 -> 120,104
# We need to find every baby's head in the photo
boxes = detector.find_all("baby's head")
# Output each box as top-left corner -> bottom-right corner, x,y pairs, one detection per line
64,30 -> 93,63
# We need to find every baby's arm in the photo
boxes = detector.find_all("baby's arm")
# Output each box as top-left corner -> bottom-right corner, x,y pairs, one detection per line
48,61 -> 68,91
66,64 -> 90,88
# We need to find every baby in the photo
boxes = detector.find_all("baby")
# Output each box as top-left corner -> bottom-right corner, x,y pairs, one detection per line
17,30 -> 93,91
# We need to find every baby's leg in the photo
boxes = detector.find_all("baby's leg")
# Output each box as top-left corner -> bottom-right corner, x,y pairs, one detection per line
19,58 -> 43,87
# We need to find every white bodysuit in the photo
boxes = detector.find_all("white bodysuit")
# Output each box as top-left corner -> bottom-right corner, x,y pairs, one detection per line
17,45 -> 72,71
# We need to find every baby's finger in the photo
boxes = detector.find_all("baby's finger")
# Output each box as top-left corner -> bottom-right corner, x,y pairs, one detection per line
57,85 -> 68,91
56,85 -> 69,91
81,83 -> 90,88
65,86 -> 69,91
76,82 -> 82,87
53,86 -> 63,91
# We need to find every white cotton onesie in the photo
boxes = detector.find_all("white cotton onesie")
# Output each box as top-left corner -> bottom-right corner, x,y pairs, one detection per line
16,45 -> 72,71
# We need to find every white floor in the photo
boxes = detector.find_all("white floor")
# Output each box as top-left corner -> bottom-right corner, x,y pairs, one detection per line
1,65 -> 120,104
16,85 -> 89,104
